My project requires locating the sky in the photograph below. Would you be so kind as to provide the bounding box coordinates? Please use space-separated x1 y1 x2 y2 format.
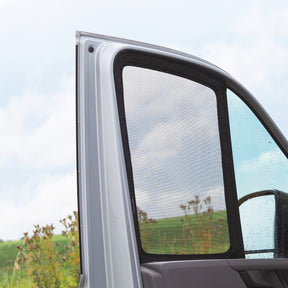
124 67 226 220
0 0 288 241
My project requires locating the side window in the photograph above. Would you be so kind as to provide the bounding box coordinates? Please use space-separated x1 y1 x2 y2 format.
227 89 288 259
122 66 230 255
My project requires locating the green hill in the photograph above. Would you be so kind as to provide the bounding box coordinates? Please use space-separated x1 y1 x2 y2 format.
0 235 69 270
0 235 71 287
0 209 229 287
139 210 230 254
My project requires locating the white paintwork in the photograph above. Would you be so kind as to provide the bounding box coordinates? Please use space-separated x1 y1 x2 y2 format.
77 37 143 287
76 33 232 288
76 32 288 288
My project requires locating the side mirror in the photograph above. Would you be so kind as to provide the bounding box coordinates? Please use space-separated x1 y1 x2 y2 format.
239 190 288 258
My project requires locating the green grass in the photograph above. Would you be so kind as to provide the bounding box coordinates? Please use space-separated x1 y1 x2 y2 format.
0 238 28 288
140 210 230 254
0 210 230 287
0 235 69 269
0 239 23 269
0 235 72 288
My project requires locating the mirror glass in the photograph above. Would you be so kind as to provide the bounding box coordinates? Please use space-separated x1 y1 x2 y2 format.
239 195 275 258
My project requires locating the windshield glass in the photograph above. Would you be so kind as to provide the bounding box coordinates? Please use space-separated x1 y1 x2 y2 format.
227 89 288 258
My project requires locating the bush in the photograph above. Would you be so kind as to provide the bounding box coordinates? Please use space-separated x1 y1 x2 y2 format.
15 212 80 288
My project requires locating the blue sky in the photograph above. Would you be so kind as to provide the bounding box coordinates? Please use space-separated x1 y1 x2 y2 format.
0 0 288 240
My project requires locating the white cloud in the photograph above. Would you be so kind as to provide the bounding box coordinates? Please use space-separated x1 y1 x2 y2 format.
0 0 287 246
236 149 288 198
0 75 77 241
203 39 288 89
0 0 157 32
0 169 77 241
132 115 219 172
203 186 226 210
0 76 75 167
124 67 226 221
124 66 220 172
135 189 151 209
201 8 288 138
135 185 226 220
133 121 187 170
239 149 286 172
235 7 288 39
135 189 194 219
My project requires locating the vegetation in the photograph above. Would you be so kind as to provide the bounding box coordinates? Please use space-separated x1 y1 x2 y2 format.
0 212 80 288
138 195 230 254
0 195 229 287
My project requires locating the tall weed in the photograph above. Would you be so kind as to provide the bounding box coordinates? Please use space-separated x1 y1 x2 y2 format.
14 212 80 288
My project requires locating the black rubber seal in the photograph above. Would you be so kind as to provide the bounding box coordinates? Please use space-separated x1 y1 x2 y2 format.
75 44 83 274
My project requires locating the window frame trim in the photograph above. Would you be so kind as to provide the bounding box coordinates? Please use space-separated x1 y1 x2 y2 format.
113 49 244 263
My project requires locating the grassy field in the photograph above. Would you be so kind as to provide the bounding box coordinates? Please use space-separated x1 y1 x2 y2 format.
0 235 74 288
0 208 229 287
140 210 230 254
0 235 69 268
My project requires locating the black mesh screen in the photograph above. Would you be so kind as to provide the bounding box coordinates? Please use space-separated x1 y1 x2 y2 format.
123 66 229 255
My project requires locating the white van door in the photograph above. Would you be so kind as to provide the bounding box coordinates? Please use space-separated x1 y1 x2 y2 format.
76 32 288 288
